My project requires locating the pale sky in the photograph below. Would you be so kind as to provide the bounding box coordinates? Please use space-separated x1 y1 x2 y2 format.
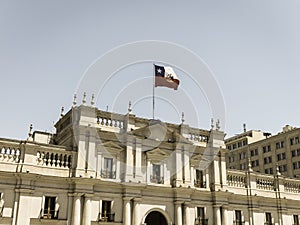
1 1 300 140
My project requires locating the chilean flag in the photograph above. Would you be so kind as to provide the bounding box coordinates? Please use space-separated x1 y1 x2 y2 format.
154 64 180 90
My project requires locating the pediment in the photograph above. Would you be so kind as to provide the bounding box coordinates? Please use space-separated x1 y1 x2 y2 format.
146 147 170 161
98 141 124 154
132 120 192 144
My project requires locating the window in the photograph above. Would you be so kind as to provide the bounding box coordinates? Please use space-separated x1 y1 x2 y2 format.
251 160 259 167
263 146 266 153
195 170 205 188
250 149 258 157
43 196 57 219
102 158 115 179
264 156 272 164
195 207 207 225
281 141 285 148
276 142 280 149
279 165 287 172
293 215 299 225
267 145 271 151
292 150 297 157
277 153 286 161
243 139 248 146
296 137 300 144
233 143 237 149
291 138 295 146
234 210 243 225
227 145 232 150
151 164 163 184
238 142 242 148
265 212 272 225
229 156 235 163
101 201 114 222
240 152 247 160
265 168 273 174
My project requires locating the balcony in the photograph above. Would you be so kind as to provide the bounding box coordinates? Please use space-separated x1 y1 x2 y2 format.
233 220 245 225
98 212 115 222
150 175 164 184
195 218 208 225
101 170 116 179
41 209 58 219
194 179 206 188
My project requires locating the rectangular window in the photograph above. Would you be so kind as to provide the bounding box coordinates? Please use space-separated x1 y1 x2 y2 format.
238 142 242 148
101 201 114 222
263 146 266 153
291 138 295 146
293 215 299 225
235 210 242 224
281 141 285 148
233 143 237 149
255 149 258 155
294 162 298 170
151 164 163 184
265 212 272 225
195 170 205 188
102 158 114 179
276 142 280 149
43 196 57 219
196 207 207 225
250 150 254 157
243 139 248 146
296 137 299 144
292 150 297 157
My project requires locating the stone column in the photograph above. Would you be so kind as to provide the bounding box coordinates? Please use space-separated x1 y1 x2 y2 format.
82 196 92 225
184 203 190 225
175 202 183 225
123 197 131 225
133 198 141 225
146 160 151 183
72 195 81 225
213 206 221 225
221 207 228 225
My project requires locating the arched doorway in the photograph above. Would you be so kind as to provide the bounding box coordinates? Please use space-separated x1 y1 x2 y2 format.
145 211 167 225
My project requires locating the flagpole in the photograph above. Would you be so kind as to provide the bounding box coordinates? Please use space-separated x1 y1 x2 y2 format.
152 63 155 119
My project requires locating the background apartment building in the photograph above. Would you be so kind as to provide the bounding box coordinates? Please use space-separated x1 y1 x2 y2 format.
226 125 300 178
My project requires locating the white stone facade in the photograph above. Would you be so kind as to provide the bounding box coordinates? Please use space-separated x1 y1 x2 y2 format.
0 104 300 225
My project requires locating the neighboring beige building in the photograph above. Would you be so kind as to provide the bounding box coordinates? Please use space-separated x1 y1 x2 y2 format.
226 125 300 178
0 100 300 225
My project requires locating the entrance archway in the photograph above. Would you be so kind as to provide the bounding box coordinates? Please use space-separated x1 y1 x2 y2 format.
145 211 167 225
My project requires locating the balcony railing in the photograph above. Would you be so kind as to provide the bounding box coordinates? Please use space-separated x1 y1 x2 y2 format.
195 218 208 225
194 179 206 188
233 220 245 225
98 212 115 222
101 170 116 179
41 209 58 219
150 175 164 184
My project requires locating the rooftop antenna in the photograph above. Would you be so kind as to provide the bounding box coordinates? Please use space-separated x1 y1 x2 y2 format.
106 105 108 112
243 123 247 132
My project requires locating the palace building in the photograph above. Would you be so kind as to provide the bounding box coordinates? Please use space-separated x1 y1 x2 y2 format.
0 98 300 225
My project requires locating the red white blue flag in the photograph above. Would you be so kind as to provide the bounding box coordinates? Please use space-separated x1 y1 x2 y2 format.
154 64 180 90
